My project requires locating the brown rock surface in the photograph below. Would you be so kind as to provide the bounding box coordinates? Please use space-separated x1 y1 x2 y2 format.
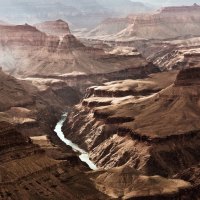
63 68 200 177
132 36 200 71
0 23 158 79
35 19 71 37
0 68 80 137
87 4 200 40
0 121 109 200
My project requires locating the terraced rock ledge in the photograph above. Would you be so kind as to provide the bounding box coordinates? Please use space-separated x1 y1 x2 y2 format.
64 68 200 178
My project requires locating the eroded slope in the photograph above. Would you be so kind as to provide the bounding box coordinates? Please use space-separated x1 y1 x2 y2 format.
64 68 200 177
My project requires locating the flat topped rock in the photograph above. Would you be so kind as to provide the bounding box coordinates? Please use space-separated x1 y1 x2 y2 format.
35 19 71 37
160 4 200 12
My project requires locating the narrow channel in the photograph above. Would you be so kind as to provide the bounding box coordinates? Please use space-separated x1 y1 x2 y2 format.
54 113 97 170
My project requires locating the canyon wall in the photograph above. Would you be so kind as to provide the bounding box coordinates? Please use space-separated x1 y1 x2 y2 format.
87 4 200 40
0 21 158 81
64 68 200 178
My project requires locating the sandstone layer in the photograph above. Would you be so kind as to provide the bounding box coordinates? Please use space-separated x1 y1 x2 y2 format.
0 68 193 200
35 19 71 37
0 68 80 138
87 4 200 41
0 22 158 81
0 121 110 200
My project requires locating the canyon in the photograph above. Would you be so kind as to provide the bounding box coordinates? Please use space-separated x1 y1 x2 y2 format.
86 4 200 41
0 67 194 199
0 20 159 96
0 0 151 28
64 67 200 199
0 2 200 200
0 20 157 79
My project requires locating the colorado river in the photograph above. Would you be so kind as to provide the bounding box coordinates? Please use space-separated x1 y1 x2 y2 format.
54 113 97 170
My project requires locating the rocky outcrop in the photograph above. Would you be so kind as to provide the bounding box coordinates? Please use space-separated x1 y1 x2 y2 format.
88 165 191 199
0 121 110 200
174 67 200 86
63 68 200 178
0 69 80 138
0 24 46 46
0 68 35 111
0 22 158 79
35 19 71 37
106 35 200 71
174 164 200 199
85 71 177 98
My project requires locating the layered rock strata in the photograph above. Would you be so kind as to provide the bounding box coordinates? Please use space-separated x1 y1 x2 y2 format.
87 4 200 40
0 21 157 79
0 121 109 200
64 68 200 178
0 68 80 138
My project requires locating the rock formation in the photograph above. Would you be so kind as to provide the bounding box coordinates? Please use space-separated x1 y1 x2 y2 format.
0 22 158 87
35 19 71 37
88 35 200 71
135 36 200 71
88 165 191 199
0 68 80 139
0 0 151 28
87 4 200 40
63 68 200 178
0 120 110 200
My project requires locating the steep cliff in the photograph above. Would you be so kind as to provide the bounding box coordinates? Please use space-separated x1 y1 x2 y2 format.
63 68 200 178
0 121 109 200
0 68 80 138
35 19 71 37
0 22 158 79
135 37 200 71
87 4 200 40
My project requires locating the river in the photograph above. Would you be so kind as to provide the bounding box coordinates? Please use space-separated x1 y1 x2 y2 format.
54 113 97 170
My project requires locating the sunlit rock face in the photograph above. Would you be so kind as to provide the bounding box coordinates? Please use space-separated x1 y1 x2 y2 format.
64 68 200 178
87 4 200 40
128 36 200 71
0 21 158 80
0 67 81 139
35 19 71 37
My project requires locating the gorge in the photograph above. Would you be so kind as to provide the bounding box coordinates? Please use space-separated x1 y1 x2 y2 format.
54 113 97 170
0 2 200 200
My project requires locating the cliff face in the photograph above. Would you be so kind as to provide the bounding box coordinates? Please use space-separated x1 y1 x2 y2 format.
97 35 200 71
35 19 71 37
88 165 191 199
0 68 35 111
0 24 46 46
87 4 200 40
0 22 158 79
0 121 192 200
0 68 80 138
0 121 110 200
134 36 200 71
63 68 200 178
